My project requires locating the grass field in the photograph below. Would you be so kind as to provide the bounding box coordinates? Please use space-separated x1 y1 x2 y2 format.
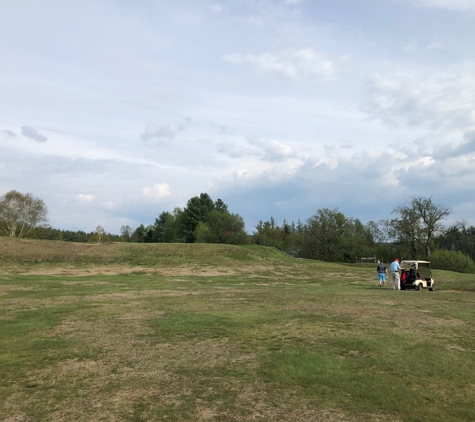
1 238 475 421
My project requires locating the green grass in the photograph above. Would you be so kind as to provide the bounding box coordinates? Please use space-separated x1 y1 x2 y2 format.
1 239 475 421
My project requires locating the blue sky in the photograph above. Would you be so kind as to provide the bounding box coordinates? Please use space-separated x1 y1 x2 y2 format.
1 0 475 234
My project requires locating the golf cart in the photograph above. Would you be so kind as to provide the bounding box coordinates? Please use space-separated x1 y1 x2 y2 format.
400 260 435 291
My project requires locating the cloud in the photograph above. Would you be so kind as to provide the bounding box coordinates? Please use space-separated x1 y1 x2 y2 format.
224 48 350 81
2 130 16 137
213 134 475 230
142 183 171 200
140 122 177 141
432 130 475 159
21 126 48 143
282 0 304 4
217 140 250 158
246 135 296 161
363 70 475 130
76 194 94 202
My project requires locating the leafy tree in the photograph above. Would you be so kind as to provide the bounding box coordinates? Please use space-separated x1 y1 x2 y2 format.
0 190 48 238
382 205 421 259
253 217 284 249
214 198 228 213
133 224 146 243
61 230 89 242
133 224 156 243
281 220 304 257
201 210 248 244
182 193 215 242
194 221 213 243
154 212 174 242
303 208 352 261
435 222 475 260
344 219 376 262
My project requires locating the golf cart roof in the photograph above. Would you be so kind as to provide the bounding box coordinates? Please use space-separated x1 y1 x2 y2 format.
401 260 430 265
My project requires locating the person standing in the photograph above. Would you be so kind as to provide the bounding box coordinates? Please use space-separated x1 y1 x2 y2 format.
390 258 402 290
376 261 388 287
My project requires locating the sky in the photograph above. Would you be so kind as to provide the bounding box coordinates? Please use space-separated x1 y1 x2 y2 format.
1 0 475 234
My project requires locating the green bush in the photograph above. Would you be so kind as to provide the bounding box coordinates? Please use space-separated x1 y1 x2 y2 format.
431 249 475 274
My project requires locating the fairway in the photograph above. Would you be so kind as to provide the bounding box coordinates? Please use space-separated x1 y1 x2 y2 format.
1 239 475 421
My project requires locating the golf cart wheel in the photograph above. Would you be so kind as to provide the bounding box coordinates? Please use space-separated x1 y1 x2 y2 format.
429 285 435 291
417 283 423 291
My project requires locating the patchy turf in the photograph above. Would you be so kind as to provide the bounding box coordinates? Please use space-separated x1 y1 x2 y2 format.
1 238 475 421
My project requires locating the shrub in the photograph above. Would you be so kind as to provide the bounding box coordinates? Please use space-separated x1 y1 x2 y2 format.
431 249 475 274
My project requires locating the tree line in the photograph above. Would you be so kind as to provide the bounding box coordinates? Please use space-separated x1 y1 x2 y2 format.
1 190 475 272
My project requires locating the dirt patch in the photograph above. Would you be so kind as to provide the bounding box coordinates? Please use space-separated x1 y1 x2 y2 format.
19 266 152 276
0 285 38 295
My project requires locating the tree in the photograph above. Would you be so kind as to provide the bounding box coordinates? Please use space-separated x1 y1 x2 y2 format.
385 196 450 259
133 224 155 243
120 225 134 242
412 196 450 258
253 218 284 249
382 205 422 259
303 208 352 261
94 225 106 243
0 190 48 238
214 198 228 213
202 209 248 244
154 212 174 242
182 193 216 242
436 222 475 260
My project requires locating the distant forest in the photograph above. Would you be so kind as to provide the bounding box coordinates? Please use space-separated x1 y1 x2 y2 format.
2 191 475 273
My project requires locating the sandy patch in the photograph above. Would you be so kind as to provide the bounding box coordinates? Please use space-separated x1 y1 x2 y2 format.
0 285 37 295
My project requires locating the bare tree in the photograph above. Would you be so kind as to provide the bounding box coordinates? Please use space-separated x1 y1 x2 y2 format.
94 225 106 243
120 225 134 242
385 196 450 259
412 196 450 258
0 190 48 238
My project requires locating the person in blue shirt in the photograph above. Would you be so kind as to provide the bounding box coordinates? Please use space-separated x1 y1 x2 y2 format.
389 258 403 290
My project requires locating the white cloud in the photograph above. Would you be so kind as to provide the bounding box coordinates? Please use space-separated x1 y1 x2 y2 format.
224 48 350 81
142 183 171 200
76 194 94 202
140 122 177 141
246 135 296 161
282 0 304 4
21 126 48 143
363 69 475 130
217 140 251 158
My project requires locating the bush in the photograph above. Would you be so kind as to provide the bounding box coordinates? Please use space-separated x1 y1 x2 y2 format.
431 249 475 274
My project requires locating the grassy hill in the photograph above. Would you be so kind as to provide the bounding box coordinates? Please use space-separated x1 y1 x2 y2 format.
0 237 294 269
1 237 475 421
